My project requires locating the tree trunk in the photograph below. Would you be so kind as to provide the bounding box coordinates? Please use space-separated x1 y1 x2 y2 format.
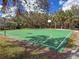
55 22 56 29
2 0 8 13
13 0 17 6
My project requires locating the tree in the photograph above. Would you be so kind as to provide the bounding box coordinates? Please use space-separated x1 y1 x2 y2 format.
36 0 49 13
2 0 7 13
71 5 79 16
64 10 73 29
0 0 49 29
50 9 74 29
69 5 79 29
52 10 67 29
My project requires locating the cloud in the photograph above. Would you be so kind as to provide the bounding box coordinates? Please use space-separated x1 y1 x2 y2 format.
62 0 79 11
0 5 2 8
0 6 17 18
0 5 2 11
19 0 37 11
59 0 65 5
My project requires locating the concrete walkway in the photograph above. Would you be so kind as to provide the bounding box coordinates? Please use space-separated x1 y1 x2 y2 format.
67 30 79 59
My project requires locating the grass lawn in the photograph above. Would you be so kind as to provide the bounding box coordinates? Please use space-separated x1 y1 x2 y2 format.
0 29 72 51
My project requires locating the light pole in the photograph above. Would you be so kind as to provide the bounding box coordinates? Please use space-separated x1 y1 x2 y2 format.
3 18 6 36
2 14 7 36
0 4 6 36
48 19 51 28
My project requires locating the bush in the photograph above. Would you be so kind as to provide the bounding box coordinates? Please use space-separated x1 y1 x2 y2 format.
0 40 25 59
6 22 17 29
67 36 76 48
0 39 51 59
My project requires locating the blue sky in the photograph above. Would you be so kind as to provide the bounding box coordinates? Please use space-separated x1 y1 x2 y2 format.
49 0 61 13
48 0 67 13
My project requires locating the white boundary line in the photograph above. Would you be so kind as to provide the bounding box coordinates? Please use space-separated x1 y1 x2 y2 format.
42 36 53 43
56 31 72 49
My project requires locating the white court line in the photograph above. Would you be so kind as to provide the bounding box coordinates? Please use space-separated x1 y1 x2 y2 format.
56 31 72 49
42 36 53 43
41 30 72 49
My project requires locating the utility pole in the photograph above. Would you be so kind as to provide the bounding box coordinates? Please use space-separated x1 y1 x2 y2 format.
2 14 7 36
3 17 6 36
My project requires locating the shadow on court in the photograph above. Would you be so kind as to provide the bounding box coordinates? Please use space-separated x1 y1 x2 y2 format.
25 35 69 51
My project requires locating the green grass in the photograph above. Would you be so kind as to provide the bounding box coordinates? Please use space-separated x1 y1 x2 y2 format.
0 29 72 51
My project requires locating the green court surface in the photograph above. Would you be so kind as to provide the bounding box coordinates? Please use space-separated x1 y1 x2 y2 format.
0 29 72 51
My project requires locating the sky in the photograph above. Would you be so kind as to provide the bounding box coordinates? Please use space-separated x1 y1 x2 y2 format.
62 0 79 10
48 0 67 13
0 0 79 18
49 0 79 13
